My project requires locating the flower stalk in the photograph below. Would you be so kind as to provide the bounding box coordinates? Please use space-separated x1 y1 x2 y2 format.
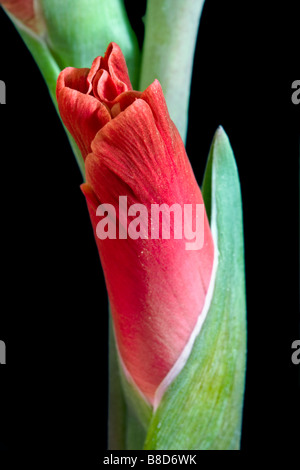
139 0 206 143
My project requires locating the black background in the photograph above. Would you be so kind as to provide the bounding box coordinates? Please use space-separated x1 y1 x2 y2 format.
0 0 299 460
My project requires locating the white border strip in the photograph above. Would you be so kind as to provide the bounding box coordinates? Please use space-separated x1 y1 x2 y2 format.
153 179 219 411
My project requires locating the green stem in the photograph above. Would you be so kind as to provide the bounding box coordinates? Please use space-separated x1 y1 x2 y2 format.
6 18 86 177
40 0 141 88
139 0 206 143
15 29 59 107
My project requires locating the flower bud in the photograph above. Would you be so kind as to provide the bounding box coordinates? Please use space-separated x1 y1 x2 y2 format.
56 43 215 405
0 0 46 36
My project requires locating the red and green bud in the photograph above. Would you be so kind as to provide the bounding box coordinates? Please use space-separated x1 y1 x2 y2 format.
56 43 215 405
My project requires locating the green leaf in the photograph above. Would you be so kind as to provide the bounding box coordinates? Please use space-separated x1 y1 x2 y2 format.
144 127 247 450
139 0 206 143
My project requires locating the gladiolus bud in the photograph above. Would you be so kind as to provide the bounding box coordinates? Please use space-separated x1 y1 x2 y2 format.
56 43 215 406
0 0 46 36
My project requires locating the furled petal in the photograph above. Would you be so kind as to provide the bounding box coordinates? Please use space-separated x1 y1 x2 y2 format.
102 42 132 94
56 67 111 160
85 42 132 98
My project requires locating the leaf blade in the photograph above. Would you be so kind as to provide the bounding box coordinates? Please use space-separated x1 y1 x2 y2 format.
144 127 247 450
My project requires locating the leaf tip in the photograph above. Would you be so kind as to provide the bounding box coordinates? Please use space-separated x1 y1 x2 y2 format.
214 124 228 142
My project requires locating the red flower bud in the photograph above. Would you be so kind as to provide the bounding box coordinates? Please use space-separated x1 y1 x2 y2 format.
0 0 45 35
56 43 214 405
